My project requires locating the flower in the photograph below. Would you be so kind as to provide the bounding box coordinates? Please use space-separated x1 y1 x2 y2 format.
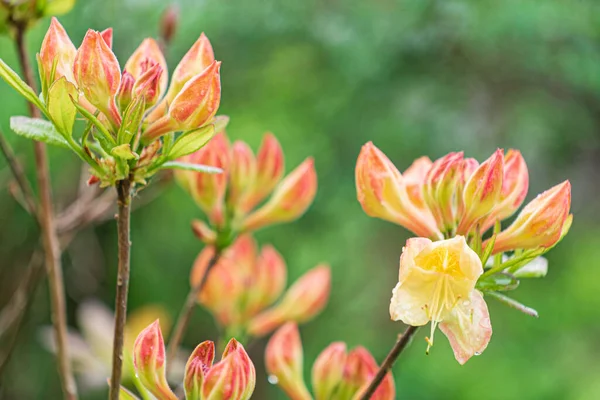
190 235 330 338
389 236 492 364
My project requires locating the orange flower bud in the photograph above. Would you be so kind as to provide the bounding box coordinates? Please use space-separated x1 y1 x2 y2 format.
490 181 571 254
191 219 217 244
39 18 77 87
241 158 316 232
124 38 168 96
176 132 229 226
73 29 122 126
202 339 256 400
265 323 312 400
482 149 529 231
245 244 287 317
403 156 432 209
184 341 215 400
247 265 330 337
132 62 164 107
311 342 347 400
341 348 395 400
240 133 285 211
423 152 464 231
117 71 135 112
228 141 257 207
100 28 113 48
142 61 221 142
356 142 441 239
457 149 504 234
133 321 177 400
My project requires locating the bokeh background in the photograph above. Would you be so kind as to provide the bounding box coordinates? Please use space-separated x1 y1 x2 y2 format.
0 0 599 399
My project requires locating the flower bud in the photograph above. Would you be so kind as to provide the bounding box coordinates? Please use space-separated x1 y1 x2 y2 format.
228 141 257 207
117 71 135 113
184 341 215 400
100 28 113 48
39 17 77 88
241 157 316 232
241 133 284 211
311 342 347 400
73 29 122 126
175 132 229 226
132 62 163 107
247 265 330 336
490 181 571 254
142 61 221 142
356 143 441 239
133 320 177 400
342 348 395 400
482 149 529 232
202 339 256 400
244 245 287 317
457 149 504 234
124 38 168 96
160 5 180 45
265 323 312 400
191 219 217 244
403 156 432 209
423 152 464 231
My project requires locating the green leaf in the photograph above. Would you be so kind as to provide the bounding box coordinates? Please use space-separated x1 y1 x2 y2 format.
48 77 78 138
480 233 496 267
43 0 76 16
10 116 70 148
168 124 215 160
118 96 145 145
486 292 539 318
160 161 222 174
71 99 116 151
0 59 46 113
476 272 519 292
111 144 139 160
118 385 140 400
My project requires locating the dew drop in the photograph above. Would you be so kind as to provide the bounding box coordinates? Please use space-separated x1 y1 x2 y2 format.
474 351 482 356
268 375 279 385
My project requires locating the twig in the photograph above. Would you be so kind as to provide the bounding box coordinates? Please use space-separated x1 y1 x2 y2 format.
109 178 132 400
14 23 78 400
166 249 222 366
0 128 38 219
359 325 418 400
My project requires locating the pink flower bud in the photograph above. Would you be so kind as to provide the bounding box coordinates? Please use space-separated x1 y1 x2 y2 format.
132 62 164 107
202 339 256 400
142 61 221 142
100 28 113 48
228 141 257 207
240 133 285 211
117 71 135 112
265 323 312 400
247 265 330 336
356 142 441 239
244 244 287 317
39 18 77 87
403 156 432 209
311 342 347 400
124 38 168 97
482 149 529 231
457 149 504 234
490 181 571 254
341 348 395 400
241 157 317 232
73 29 122 126
184 341 215 400
133 321 177 400
175 132 230 226
160 5 180 45
423 151 464 232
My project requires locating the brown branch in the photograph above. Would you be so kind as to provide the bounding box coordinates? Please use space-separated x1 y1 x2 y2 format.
166 249 222 366
358 325 418 400
109 178 132 400
14 24 78 400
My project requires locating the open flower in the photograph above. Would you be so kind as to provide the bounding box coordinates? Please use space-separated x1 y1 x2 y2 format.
190 235 331 338
389 236 492 364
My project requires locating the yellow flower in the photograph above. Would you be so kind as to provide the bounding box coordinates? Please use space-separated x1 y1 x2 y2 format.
389 236 492 364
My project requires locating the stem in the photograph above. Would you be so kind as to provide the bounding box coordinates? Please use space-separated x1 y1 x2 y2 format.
109 178 132 400
14 24 78 400
359 325 419 400
166 249 222 366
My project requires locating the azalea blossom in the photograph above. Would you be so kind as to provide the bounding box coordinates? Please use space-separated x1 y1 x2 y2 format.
389 236 492 364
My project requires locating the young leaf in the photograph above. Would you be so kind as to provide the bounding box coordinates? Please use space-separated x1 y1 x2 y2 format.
10 116 70 148
118 96 145 145
0 59 46 112
111 144 139 160
486 291 539 318
476 272 519 292
168 124 215 160
212 115 230 133
48 77 78 137
43 0 77 16
160 161 222 174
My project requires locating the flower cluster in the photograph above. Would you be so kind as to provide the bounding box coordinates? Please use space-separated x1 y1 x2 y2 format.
0 17 224 186
121 321 255 400
176 132 317 247
190 235 331 340
266 323 395 400
357 144 572 363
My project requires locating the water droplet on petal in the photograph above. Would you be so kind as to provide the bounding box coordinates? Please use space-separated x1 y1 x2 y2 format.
474 351 482 356
268 375 279 384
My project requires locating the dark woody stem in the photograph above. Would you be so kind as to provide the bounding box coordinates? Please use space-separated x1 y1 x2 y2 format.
358 325 419 400
109 178 132 400
166 249 223 367
14 24 78 400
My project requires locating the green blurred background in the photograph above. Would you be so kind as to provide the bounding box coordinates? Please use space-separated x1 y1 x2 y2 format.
0 0 598 398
